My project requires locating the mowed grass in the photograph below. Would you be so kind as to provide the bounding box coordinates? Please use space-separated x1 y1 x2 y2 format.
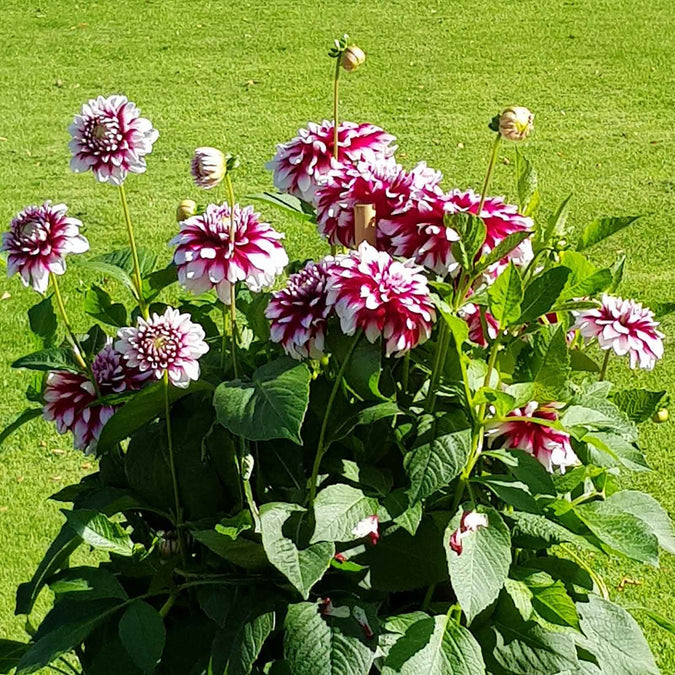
1 0 674 669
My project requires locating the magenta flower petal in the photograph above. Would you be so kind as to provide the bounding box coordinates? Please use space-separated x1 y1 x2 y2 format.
458 302 499 347
448 511 489 555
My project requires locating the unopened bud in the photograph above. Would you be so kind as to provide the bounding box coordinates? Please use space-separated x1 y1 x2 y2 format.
498 106 534 142
341 45 366 72
176 199 197 222
191 146 226 189
652 408 669 423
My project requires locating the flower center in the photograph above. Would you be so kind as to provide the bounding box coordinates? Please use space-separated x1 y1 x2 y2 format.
85 115 121 152
18 219 46 241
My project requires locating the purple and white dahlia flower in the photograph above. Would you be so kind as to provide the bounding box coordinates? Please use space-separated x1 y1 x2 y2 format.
265 259 335 360
325 242 435 357
69 95 159 185
266 120 396 204
191 147 226 190
171 203 288 304
573 295 664 370
116 308 209 388
2 202 89 294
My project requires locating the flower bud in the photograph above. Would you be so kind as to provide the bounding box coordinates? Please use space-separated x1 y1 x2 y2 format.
498 106 534 141
341 45 366 72
191 147 226 189
176 199 197 222
652 408 669 423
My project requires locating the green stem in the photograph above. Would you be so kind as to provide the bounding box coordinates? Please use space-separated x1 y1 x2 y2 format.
118 184 148 319
477 133 502 215
239 437 260 529
308 331 362 506
425 322 449 412
421 583 436 611
599 349 611 381
560 544 609 600
332 58 341 161
401 352 410 393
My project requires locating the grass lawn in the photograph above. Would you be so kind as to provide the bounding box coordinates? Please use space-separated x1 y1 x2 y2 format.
1 0 674 669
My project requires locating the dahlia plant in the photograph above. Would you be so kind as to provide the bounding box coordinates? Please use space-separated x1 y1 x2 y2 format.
1 38 674 675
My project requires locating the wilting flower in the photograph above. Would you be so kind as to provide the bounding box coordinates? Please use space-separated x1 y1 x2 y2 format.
2 202 89 294
265 259 335 360
458 302 499 347
171 203 288 304
573 295 664 371
341 44 366 71
176 199 197 222
351 515 380 545
69 95 158 185
326 243 435 357
449 511 489 555
116 307 209 388
191 147 226 189
490 401 578 473
498 106 534 142
266 121 396 204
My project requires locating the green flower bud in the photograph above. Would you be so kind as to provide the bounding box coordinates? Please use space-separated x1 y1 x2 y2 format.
176 199 197 222
652 408 669 423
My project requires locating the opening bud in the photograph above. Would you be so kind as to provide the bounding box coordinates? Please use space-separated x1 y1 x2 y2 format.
191 147 226 189
498 106 534 141
341 45 366 72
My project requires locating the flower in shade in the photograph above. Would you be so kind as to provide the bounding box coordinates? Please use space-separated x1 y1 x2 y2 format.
458 302 499 347
498 106 534 142
325 242 435 357
171 203 288 304
490 401 578 473
449 511 489 555
116 307 209 388
351 515 380 545
69 95 159 185
265 258 335 360
319 598 350 618
573 295 664 371
191 147 226 189
2 202 89 293
266 120 396 204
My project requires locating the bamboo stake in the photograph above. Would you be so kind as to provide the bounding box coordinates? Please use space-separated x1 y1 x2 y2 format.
353 203 376 247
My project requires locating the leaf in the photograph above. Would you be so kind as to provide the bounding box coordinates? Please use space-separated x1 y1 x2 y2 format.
382 614 485 674
536 193 572 250
475 231 532 274
506 511 597 551
515 148 540 216
118 600 166 673
447 211 486 273
576 216 640 251
191 529 268 570
610 253 627 292
49 566 128 602
472 475 540 513
532 325 570 401
215 511 254 540
142 264 178 302
248 192 315 222
612 389 666 423
96 247 157 278
284 602 376 675
28 295 57 345
631 607 675 636
328 402 401 444
0 640 29 674
83 284 128 327
577 596 658 675
558 251 613 300
382 489 423 536
312 484 380 544
63 509 134 557
214 357 311 444
517 267 571 324
445 507 511 623
260 503 334 599
483 448 556 497
327 332 385 401
11 347 79 373
0 408 43 450
511 569 579 629
569 349 601 373
488 262 523 328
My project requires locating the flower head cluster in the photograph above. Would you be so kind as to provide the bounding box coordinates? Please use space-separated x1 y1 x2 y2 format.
2 202 89 294
490 401 578 473
171 203 288 304
449 511 489 555
325 242 435 357
265 259 335 360
191 147 226 190
116 308 209 388
266 121 396 204
69 95 158 185
574 295 664 371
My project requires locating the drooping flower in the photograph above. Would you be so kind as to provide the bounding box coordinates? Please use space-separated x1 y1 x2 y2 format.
449 511 489 555
351 515 380 545
191 147 226 189
498 106 534 142
573 295 664 371
325 242 435 357
265 258 335 360
116 308 209 388
490 401 578 473
69 95 159 185
171 203 288 304
341 44 366 72
266 121 396 204
458 302 499 347
2 202 89 293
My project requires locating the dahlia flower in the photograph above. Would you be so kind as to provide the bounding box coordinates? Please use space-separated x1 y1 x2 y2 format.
265 259 335 360
171 203 288 304
458 302 499 347
266 121 396 204
2 202 89 294
116 307 209 388
69 95 158 186
351 515 380 545
490 401 578 473
449 511 489 555
573 295 664 371
325 242 435 357
498 106 534 142
191 147 226 189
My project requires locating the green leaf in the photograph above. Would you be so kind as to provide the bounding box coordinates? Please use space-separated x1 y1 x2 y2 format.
49 566 128 602
284 601 376 675
577 596 658 675
576 216 640 251
532 325 570 401
483 447 556 497
475 231 531 274
558 251 613 300
488 262 523 328
191 529 268 570
612 389 666 423
515 148 540 216
248 192 315 222
63 509 134 557
382 614 485 674
83 284 128 327
382 489 423 536
569 349 601 373
630 607 675 636
28 295 57 345
312 484 380 544
214 357 311 444
536 193 572 250
445 507 511 623
0 640 29 674
511 569 579 629
215 511 254 540
447 211 486 272
142 264 178 302
610 253 627 292
506 511 597 551
260 503 334 599
96 247 157 278
0 408 43 450
11 347 79 373
472 475 540 513
327 332 385 401
328 402 401 444
517 267 570 324
118 600 165 673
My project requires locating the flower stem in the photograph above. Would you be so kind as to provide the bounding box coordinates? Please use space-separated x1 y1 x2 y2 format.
425 322 449 412
477 133 502 215
308 330 362 507
332 58 341 161
599 349 611 381
118 185 148 319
